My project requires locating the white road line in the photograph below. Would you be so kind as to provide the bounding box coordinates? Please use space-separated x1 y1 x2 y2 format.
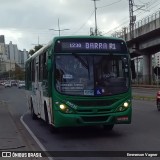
20 115 54 160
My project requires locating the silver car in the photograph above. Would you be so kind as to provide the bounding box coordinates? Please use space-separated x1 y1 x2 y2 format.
18 81 25 88
4 81 12 88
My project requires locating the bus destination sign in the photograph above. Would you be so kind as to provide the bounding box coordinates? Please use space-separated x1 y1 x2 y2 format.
54 39 127 53
61 42 121 51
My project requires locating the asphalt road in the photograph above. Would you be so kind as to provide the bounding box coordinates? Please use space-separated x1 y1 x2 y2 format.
0 86 48 160
1 86 160 160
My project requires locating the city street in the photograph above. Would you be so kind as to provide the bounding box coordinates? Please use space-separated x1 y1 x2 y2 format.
0 86 48 160
1 1 160 159
0 86 160 160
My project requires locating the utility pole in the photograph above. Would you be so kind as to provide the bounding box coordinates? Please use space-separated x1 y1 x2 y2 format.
129 0 136 40
49 18 70 36
92 0 99 36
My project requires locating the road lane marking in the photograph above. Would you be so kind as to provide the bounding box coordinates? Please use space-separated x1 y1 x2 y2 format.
20 115 54 160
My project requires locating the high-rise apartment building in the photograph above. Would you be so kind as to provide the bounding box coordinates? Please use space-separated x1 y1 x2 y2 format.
0 35 7 61
0 35 28 77
6 41 19 64
18 49 29 70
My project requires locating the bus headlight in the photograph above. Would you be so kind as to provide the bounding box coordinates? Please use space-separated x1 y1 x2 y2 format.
59 103 74 113
116 101 130 112
123 102 129 108
59 104 66 110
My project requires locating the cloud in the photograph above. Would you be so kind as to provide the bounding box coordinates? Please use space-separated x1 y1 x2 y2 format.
0 0 151 50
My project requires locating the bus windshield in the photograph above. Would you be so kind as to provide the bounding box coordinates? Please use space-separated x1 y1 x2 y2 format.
55 54 129 96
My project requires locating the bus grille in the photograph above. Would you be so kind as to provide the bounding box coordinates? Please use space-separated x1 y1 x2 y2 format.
81 116 108 122
72 99 117 107
77 108 113 114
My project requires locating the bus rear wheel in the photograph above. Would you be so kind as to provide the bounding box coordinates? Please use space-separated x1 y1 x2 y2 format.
31 100 37 120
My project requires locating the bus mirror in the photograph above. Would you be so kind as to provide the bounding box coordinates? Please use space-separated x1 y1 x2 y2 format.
47 59 52 71
131 60 136 79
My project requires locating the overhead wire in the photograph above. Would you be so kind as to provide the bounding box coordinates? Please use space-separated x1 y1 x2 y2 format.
71 10 95 35
135 0 160 21
72 0 125 35
97 0 123 9
104 0 160 36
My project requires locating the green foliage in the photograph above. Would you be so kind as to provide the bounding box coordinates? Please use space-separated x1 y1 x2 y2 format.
28 49 35 56
0 63 25 80
35 45 43 51
14 64 25 80
29 44 43 56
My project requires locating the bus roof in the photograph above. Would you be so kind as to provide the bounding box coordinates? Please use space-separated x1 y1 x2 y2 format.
53 35 124 41
26 35 126 64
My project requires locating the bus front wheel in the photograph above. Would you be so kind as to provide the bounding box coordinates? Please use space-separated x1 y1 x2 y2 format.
103 124 114 131
49 124 59 133
44 104 49 124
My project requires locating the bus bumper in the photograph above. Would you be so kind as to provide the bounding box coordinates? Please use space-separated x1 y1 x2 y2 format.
54 107 132 127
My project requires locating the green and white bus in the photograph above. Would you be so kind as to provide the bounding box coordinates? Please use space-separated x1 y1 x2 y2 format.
25 36 132 131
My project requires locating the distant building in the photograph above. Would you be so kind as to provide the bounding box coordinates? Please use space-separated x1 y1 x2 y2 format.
0 35 28 76
18 49 29 70
0 35 7 73
0 35 7 61
6 41 19 64
0 35 5 43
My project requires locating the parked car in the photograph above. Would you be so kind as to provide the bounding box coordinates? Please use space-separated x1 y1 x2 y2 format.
156 91 160 111
0 81 4 85
11 80 17 86
4 81 12 88
18 81 25 88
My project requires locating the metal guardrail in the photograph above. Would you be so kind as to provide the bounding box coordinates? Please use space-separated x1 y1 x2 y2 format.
112 10 160 41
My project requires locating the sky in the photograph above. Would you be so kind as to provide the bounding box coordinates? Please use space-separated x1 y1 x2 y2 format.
0 0 160 51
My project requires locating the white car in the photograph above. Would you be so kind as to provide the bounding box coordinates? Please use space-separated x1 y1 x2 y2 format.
4 81 12 88
18 81 25 88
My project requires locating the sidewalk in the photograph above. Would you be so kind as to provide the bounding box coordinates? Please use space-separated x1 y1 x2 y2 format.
132 84 160 88
0 101 48 159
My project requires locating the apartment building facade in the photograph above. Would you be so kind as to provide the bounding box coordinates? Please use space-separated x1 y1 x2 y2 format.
0 35 28 75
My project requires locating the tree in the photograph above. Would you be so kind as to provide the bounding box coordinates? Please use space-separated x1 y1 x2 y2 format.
29 44 43 56
14 63 25 80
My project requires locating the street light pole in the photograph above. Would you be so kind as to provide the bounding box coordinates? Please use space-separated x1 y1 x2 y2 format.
49 18 70 36
92 0 99 36
58 18 60 36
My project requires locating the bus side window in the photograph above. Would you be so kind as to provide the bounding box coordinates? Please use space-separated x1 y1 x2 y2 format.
31 60 35 82
39 55 43 82
42 52 49 96
26 62 32 90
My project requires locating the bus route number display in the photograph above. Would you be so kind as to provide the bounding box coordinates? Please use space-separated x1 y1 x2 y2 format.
61 42 121 52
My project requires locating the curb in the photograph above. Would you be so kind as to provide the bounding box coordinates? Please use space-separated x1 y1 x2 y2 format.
133 96 155 101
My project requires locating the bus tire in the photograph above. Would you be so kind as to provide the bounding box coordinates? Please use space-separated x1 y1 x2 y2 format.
31 99 37 120
157 101 160 111
103 124 114 131
44 103 49 124
49 124 59 134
